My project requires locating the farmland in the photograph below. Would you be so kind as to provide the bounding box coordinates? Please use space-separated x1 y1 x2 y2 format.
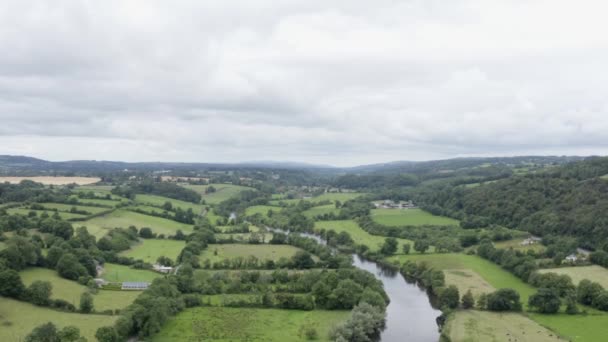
245 205 280 217
181 183 255 204
119 239 185 263
370 208 459 227
302 204 339 218
444 310 566 342
38 202 110 214
0 176 101 185
134 194 202 212
0 297 117 342
101 263 162 282
494 238 546 253
152 307 349 342
6 208 87 220
82 210 194 238
20 268 87 305
200 244 308 263
538 265 608 288
530 313 608 341
314 220 415 252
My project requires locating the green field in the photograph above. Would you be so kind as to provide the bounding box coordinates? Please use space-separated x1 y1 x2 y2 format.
444 269 495 299
370 208 459 227
302 204 340 218
181 183 255 204
7 208 87 220
101 263 162 282
314 220 415 252
200 244 309 264
245 205 280 217
0 297 117 342
495 238 546 253
81 210 194 238
444 310 566 342
39 202 110 214
530 313 608 341
309 192 363 203
93 290 142 312
20 268 87 305
204 209 223 224
388 253 536 303
538 265 608 288
75 198 122 207
134 194 202 212
120 239 185 264
268 198 303 206
152 307 349 342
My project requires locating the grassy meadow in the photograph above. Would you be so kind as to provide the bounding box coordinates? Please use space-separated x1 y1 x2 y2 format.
530 313 608 341
444 310 566 342
119 239 185 264
6 208 87 220
538 265 608 288
245 205 280 217
20 268 87 305
134 194 201 212
314 220 415 252
370 208 459 226
101 263 162 282
81 210 194 238
302 204 340 218
494 238 546 253
181 184 255 204
151 307 349 342
0 297 117 342
200 244 308 263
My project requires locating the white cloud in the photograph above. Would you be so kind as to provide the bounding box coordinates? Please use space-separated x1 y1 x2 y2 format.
0 0 608 166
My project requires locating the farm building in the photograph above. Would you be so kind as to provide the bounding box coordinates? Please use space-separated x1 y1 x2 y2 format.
153 264 174 273
122 282 150 290
521 236 542 246
374 200 417 209
564 254 579 263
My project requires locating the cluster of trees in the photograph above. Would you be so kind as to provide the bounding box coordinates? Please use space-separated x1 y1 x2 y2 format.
330 302 386 342
199 251 316 270
97 227 139 252
111 180 201 203
477 288 522 311
129 205 196 224
24 322 87 342
477 242 538 283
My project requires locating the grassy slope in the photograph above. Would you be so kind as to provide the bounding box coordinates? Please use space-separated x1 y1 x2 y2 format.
445 310 566 342
81 210 194 238
314 220 415 252
538 265 608 288
370 208 459 226
134 194 201 212
152 307 349 342
0 297 117 342
245 205 280 217
119 239 185 264
200 244 308 263
302 204 339 218
7 208 87 220
20 268 87 305
530 313 608 341
181 184 255 204
38 202 109 214
101 263 162 282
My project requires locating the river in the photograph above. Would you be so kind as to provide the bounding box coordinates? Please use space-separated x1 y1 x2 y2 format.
267 228 442 341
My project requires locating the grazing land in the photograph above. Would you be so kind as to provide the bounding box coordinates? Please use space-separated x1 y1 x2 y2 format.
530 312 608 341
75 198 122 207
444 269 495 299
93 290 142 312
6 208 87 220
38 202 110 214
82 210 194 238
310 192 364 203
494 238 547 253
200 244 309 263
538 265 608 288
314 220 415 252
444 310 566 342
370 208 459 226
204 209 223 224
20 268 87 304
302 204 340 218
151 307 349 342
134 194 201 212
0 297 116 342
181 184 255 204
101 263 162 283
245 205 280 217
388 253 536 303
119 239 185 263
0 176 101 185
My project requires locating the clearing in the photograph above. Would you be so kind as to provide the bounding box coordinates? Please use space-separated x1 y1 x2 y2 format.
81 210 194 238
0 176 101 185
200 244 309 264
0 297 116 342
538 265 608 288
314 220 415 252
119 239 185 264
151 307 349 342
370 208 459 227
444 310 566 342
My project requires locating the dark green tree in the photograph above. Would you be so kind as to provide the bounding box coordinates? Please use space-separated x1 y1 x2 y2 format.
528 288 561 314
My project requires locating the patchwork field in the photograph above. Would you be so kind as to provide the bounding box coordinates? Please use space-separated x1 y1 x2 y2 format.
0 297 117 342
134 194 201 212
538 265 608 288
314 220 415 252
444 310 566 342
0 176 101 185
388 253 536 303
200 244 309 263
370 208 459 227
151 307 349 342
81 210 194 238
245 205 280 217
101 263 162 283
302 204 340 218
119 239 185 264
181 184 255 204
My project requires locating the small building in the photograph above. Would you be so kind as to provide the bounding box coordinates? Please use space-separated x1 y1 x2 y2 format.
122 282 150 290
94 278 107 287
521 236 542 246
564 254 578 263
153 264 174 274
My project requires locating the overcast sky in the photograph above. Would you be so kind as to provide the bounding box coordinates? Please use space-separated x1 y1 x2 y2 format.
1 1 608 166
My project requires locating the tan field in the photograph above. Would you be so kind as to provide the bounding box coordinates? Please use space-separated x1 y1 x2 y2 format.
0 176 101 185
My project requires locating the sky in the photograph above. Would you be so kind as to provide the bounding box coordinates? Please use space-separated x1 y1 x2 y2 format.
1 0 608 167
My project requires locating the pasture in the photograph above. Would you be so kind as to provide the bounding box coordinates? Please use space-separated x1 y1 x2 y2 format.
495 238 546 253
444 269 495 299
38 202 109 214
444 310 566 342
310 192 363 203
530 312 608 341
200 244 308 263
134 194 201 212
101 263 161 283
181 183 255 204
314 220 414 252
370 208 459 227
302 204 339 218
119 239 185 264
81 210 194 238
0 176 101 185
20 268 87 305
151 307 349 342
245 205 280 217
538 265 608 289
6 208 86 220
0 297 116 342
